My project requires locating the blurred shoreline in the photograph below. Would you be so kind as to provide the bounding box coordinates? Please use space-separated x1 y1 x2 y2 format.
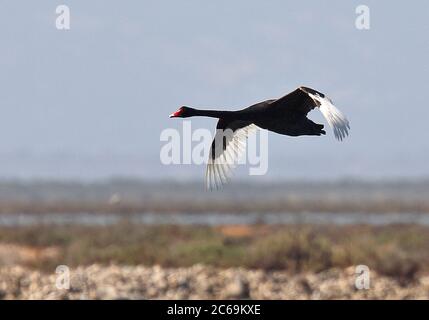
1 179 429 214
2 211 429 227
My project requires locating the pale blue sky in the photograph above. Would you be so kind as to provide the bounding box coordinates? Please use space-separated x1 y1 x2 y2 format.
0 1 428 181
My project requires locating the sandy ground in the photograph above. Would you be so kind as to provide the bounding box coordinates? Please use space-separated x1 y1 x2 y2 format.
1 264 428 300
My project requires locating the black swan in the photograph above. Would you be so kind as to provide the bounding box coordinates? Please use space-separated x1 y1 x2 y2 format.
170 86 350 190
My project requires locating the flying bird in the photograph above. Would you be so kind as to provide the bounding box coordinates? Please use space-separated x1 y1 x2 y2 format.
170 86 350 190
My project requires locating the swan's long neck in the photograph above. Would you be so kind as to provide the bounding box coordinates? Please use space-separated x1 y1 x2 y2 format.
191 109 236 119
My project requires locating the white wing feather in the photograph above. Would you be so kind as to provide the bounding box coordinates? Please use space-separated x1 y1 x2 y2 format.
205 124 259 190
307 92 350 141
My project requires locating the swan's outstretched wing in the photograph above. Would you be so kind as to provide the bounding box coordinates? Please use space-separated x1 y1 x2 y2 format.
205 120 259 190
269 86 350 141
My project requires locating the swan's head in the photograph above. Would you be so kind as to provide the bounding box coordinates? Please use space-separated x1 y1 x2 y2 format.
169 106 194 118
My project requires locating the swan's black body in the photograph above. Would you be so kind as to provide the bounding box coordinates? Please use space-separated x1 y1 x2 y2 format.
170 86 327 137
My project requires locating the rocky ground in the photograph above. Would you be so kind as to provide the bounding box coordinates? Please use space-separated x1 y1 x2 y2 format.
1 264 429 300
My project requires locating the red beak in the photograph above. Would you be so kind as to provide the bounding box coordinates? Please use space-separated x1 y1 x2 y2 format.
169 108 183 118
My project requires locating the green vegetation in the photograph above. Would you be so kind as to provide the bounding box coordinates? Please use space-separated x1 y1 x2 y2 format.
0 223 427 280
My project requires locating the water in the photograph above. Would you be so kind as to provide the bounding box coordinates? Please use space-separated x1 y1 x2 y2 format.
0 211 429 226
